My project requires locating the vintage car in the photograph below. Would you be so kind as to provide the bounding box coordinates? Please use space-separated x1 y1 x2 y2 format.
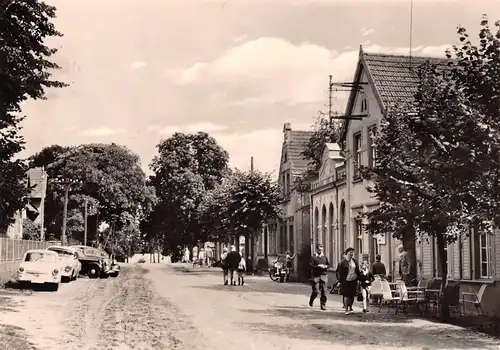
70 245 111 279
46 246 82 282
17 249 62 291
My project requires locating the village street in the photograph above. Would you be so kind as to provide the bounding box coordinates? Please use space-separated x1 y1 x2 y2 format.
0 263 498 350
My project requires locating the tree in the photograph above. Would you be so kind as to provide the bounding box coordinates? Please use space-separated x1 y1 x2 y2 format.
363 19 500 319
22 219 41 241
29 143 156 253
146 132 229 252
294 114 340 193
0 1 66 231
199 170 282 245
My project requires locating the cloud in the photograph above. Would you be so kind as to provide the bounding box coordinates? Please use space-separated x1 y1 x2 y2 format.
129 61 147 70
171 38 451 113
233 34 248 43
79 127 125 137
361 28 375 36
154 122 229 136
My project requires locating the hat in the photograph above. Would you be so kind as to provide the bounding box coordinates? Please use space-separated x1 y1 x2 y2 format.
316 244 324 249
223 247 228 251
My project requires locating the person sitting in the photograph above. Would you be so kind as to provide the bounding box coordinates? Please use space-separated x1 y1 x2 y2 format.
370 254 386 279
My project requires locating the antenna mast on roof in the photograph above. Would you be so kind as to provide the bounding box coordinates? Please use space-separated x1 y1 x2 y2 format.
328 75 333 120
409 0 414 70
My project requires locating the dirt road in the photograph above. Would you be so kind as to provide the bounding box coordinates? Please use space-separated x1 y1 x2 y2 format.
0 263 498 350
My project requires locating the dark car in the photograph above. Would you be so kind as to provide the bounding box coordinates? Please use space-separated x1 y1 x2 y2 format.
70 245 110 279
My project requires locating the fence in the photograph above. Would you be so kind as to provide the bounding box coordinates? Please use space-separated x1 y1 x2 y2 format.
0 237 50 283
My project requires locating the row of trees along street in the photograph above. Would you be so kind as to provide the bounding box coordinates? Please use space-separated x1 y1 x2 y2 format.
0 1 283 262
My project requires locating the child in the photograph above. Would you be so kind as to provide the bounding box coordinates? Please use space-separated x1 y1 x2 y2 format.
237 254 246 286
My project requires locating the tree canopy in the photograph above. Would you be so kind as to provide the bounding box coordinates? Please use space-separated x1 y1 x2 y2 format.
0 0 66 231
198 169 282 243
144 132 230 252
363 17 500 318
30 143 156 251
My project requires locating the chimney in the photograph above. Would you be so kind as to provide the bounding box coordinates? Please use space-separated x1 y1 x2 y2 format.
283 122 292 142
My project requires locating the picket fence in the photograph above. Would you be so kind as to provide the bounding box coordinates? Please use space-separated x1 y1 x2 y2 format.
0 237 51 282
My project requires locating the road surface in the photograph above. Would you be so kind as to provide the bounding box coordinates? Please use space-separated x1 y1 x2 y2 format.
0 263 498 350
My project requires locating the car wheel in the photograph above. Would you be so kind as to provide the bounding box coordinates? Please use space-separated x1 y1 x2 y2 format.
88 266 100 279
100 271 110 279
61 276 70 283
110 272 119 278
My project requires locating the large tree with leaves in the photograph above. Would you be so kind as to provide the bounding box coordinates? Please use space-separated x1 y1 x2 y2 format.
146 132 229 253
199 170 282 246
363 17 500 319
0 1 66 232
30 143 156 251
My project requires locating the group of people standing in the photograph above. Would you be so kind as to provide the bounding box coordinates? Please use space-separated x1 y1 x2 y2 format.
220 246 246 286
309 243 389 315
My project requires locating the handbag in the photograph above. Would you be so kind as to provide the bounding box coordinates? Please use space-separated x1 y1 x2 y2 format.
356 284 364 302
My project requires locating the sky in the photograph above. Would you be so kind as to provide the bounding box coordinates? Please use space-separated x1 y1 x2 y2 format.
19 0 500 176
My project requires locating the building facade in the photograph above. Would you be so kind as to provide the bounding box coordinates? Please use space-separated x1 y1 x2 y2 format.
4 167 48 240
315 46 500 316
256 123 313 280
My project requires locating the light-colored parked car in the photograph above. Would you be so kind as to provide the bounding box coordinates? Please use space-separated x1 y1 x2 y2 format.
46 246 82 282
17 249 62 291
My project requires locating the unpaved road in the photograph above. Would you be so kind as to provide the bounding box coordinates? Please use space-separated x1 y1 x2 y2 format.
0 263 498 350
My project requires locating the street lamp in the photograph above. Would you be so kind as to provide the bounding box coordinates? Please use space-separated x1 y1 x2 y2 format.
53 177 82 246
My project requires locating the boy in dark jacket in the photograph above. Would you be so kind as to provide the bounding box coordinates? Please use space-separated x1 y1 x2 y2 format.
309 244 329 310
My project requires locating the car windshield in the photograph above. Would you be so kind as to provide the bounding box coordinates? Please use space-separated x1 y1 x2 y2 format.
25 252 57 263
48 248 74 258
84 248 100 256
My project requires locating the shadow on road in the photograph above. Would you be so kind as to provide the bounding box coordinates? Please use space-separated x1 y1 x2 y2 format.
238 306 499 349
0 324 39 350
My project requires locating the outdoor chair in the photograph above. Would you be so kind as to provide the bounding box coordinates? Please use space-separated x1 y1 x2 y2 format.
461 284 487 316
395 280 419 315
378 279 399 313
370 275 383 305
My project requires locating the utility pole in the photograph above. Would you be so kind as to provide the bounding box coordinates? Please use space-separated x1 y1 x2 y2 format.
84 198 88 246
54 178 81 246
329 74 333 121
249 157 255 272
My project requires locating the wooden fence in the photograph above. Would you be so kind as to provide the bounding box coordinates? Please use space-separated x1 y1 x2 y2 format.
0 238 50 283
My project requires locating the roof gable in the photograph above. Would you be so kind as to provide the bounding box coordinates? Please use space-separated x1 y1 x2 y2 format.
279 129 314 176
340 46 452 141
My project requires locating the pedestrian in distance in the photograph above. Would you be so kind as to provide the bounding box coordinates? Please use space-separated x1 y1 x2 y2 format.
337 247 361 315
358 260 374 313
309 244 329 310
370 254 386 278
221 247 229 285
237 253 246 286
225 245 241 286
398 244 412 286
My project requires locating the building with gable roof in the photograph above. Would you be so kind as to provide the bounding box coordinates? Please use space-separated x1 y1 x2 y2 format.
311 46 500 316
5 167 47 239
257 123 313 280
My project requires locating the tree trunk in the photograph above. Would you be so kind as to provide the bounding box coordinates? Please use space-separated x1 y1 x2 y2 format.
402 229 417 282
436 234 450 320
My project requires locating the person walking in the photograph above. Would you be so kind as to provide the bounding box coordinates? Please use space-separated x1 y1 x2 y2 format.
309 244 329 310
359 261 374 313
226 245 241 286
370 254 386 278
237 253 246 286
221 247 229 285
337 247 360 315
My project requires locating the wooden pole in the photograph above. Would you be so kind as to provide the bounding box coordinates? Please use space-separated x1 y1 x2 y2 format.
61 183 70 246
84 198 88 246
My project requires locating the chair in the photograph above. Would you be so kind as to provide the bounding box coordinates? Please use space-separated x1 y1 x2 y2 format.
395 280 418 315
378 279 400 313
370 275 383 304
461 284 487 316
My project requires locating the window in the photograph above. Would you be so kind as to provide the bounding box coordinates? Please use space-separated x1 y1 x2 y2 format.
355 219 363 254
361 98 368 113
281 173 286 196
289 224 294 253
432 238 449 278
353 133 362 179
283 152 287 163
368 126 377 168
285 172 290 195
371 235 379 263
472 224 492 279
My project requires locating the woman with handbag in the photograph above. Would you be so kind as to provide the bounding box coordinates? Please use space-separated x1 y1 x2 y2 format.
358 261 375 313
337 247 360 315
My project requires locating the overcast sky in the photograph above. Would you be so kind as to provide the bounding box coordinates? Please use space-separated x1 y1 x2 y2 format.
19 0 500 175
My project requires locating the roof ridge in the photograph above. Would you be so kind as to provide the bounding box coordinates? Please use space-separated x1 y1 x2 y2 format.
363 51 450 61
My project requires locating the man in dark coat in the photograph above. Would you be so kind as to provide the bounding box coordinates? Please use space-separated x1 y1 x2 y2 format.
309 244 329 310
225 245 241 286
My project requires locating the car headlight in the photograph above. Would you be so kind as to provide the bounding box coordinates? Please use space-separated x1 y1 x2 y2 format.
18 267 24 273
64 266 72 272
52 269 59 276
